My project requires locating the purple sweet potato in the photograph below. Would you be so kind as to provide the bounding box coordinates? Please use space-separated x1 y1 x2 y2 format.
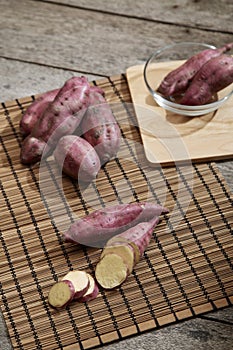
53 135 101 182
48 280 75 309
62 270 90 300
113 217 160 256
81 91 121 164
89 85 105 97
63 202 169 247
157 43 233 97
180 54 233 105
20 76 91 164
95 217 161 289
20 88 60 137
78 273 99 302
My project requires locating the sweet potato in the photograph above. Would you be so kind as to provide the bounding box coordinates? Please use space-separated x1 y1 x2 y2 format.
78 273 99 302
157 43 233 97
20 88 60 137
63 202 169 247
114 216 160 256
101 242 135 274
107 236 141 264
62 270 90 300
95 217 161 289
20 76 91 164
19 78 104 139
95 252 129 289
53 135 101 182
180 54 233 105
48 280 75 309
81 91 121 164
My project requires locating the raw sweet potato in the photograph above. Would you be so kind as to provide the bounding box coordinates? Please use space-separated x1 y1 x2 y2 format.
20 88 60 137
157 43 233 97
95 217 161 289
53 135 101 182
20 76 91 164
48 270 99 308
62 270 90 300
63 202 168 247
78 273 99 302
106 235 141 264
48 280 75 309
180 54 233 105
101 242 135 274
81 91 121 164
19 78 104 140
95 252 129 289
114 216 160 256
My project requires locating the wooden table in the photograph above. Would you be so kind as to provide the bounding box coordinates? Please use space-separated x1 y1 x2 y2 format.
0 1 233 349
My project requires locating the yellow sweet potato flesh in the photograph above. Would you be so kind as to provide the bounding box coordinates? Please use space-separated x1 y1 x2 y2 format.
62 270 90 299
95 253 128 289
101 243 135 275
106 236 141 265
48 281 74 308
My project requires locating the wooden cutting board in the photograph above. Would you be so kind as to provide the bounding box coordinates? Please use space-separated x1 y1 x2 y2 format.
126 62 233 166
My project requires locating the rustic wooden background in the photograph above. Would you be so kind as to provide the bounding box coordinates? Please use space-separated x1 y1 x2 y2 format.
1 1 233 349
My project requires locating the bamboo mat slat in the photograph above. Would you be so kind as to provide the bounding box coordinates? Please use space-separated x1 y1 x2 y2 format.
1 74 233 350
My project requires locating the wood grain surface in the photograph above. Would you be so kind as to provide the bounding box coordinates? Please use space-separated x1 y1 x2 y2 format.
1 1 233 349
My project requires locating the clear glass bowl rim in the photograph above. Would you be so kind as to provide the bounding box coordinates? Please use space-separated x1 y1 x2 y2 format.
143 41 233 111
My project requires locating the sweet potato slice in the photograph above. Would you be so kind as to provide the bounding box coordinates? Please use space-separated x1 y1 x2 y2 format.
48 280 75 309
127 241 141 265
95 253 129 289
78 273 99 302
106 236 141 265
101 243 135 275
62 270 90 300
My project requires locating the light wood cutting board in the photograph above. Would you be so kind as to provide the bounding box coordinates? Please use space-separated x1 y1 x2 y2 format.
126 62 233 166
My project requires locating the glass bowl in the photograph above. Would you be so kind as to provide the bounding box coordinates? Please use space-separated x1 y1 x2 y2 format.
143 42 233 116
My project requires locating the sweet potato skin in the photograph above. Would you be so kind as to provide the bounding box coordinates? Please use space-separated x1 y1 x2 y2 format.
180 54 233 105
81 91 121 164
53 135 101 182
157 43 233 97
94 217 162 289
20 88 60 137
115 217 160 256
20 76 91 164
78 274 99 302
63 202 169 247
48 280 75 309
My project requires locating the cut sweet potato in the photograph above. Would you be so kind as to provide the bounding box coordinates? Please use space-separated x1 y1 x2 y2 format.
78 273 99 302
115 217 160 256
48 280 75 309
127 241 141 265
101 243 135 275
95 253 129 289
62 270 90 300
106 236 141 265
106 236 129 245
64 202 168 247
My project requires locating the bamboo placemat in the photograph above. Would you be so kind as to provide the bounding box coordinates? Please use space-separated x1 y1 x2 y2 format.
0 74 233 350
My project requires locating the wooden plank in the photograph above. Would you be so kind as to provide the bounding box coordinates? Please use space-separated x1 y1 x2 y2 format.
0 58 99 101
1 0 232 77
39 0 233 33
